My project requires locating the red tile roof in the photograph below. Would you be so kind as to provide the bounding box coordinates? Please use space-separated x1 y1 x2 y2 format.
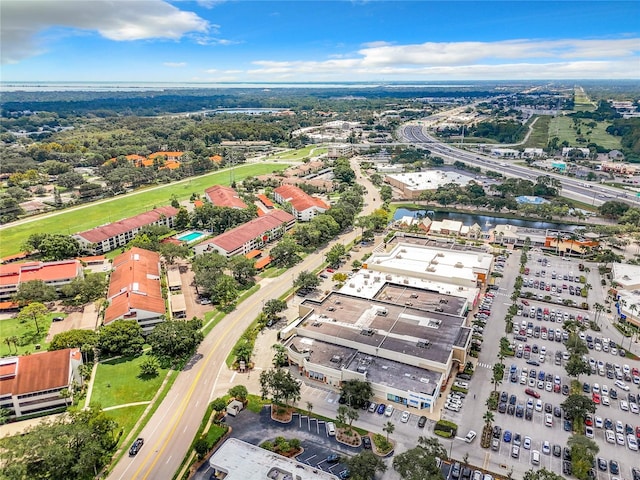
75 206 179 244
0 301 19 310
245 249 262 259
77 255 106 263
254 255 272 269
1 252 29 264
204 185 247 209
105 248 164 324
256 194 274 208
0 349 77 396
200 210 294 254
0 260 81 286
274 185 330 213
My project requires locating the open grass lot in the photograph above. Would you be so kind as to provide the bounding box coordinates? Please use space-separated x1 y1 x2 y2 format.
272 145 327 160
104 404 148 447
0 163 288 257
0 314 55 356
90 354 169 408
574 87 596 112
523 115 551 149
548 116 620 150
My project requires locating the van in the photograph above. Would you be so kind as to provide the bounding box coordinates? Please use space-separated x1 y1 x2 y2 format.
326 422 336 436
531 449 540 465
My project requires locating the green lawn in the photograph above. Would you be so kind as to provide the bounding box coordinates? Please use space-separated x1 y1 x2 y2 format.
574 87 596 112
547 116 620 150
104 404 148 447
523 115 551 149
90 354 169 408
272 145 327 160
0 314 55 356
1 163 288 257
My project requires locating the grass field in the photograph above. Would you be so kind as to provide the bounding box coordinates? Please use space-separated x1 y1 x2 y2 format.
0 163 288 257
90 354 169 408
0 314 55 356
574 87 596 112
104 404 148 447
548 116 620 150
272 145 327 160
522 115 551 149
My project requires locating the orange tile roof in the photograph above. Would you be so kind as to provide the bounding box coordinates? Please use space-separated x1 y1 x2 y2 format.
141 158 154 167
77 255 105 263
0 301 19 310
1 252 29 264
105 248 164 324
0 349 78 396
209 154 223 163
105 154 147 165
245 249 262 259
161 160 182 170
274 185 330 213
194 200 204 208
204 185 247 209
199 210 294 254
75 206 179 244
257 194 274 208
0 260 81 286
254 255 272 269
256 209 265 217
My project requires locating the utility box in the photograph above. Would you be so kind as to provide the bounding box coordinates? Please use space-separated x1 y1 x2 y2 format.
226 399 244 417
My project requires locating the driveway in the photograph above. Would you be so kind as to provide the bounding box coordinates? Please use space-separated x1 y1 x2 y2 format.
46 302 100 341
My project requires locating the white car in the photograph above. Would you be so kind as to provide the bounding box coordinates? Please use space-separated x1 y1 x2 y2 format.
592 383 600 394
544 413 553 427
616 432 625 446
602 395 610 407
595 416 603 428
523 436 531 450
384 404 394 417
601 384 609 396
623 364 630 374
400 411 410 423
631 403 640 414
585 426 594 438
620 400 629 411
542 440 550 454
445 402 460 412
615 420 624 434
628 434 639 451
465 430 477 443
605 430 615 444
535 399 543 412
615 380 630 391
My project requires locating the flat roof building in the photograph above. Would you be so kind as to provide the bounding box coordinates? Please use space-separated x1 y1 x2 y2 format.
209 438 338 480
384 171 475 199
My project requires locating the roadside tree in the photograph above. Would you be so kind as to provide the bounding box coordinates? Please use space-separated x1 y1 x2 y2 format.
147 318 203 364
259 368 301 406
346 451 387 480
96 319 144 358
294 271 320 291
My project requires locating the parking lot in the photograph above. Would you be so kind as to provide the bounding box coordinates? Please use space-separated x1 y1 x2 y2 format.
455 249 640 480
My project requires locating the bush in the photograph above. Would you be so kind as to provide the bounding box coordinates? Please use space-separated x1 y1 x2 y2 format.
372 433 393 453
434 429 453 438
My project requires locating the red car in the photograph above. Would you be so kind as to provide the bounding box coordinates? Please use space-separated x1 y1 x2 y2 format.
636 426 640 440
553 384 561 393
525 388 540 399
592 393 600 404
584 415 593 426
522 300 530 306
326 268 334 273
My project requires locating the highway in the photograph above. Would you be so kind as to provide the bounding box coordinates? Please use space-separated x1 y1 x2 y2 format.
107 160 378 480
398 123 640 208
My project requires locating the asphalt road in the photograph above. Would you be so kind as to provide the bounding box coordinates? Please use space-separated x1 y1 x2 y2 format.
398 123 640 208
107 159 379 480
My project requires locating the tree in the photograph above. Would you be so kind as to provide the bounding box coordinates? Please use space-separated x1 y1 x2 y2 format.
0 406 119 480
49 329 98 353
333 158 356 184
491 363 505 392
15 280 57 304
229 255 256 286
97 319 145 358
59 273 108 306
483 410 494 427
568 434 599 480
158 242 190 265
139 356 160 377
346 407 359 430
270 235 301 267
383 421 395 441
294 270 320 291
345 450 387 480
0 407 11 426
523 468 565 480
228 385 248 402
259 368 301 406
23 233 80 261
393 436 446 480
210 397 227 413
340 379 374 409
325 244 346 268
194 438 209 459
272 343 288 367
16 302 49 335
380 185 393 202
147 318 203 363
561 394 596 423
174 208 190 229
263 298 287 322
208 274 238 307
565 355 591 379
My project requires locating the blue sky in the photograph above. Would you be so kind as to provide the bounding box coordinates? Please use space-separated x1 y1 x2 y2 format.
2 1 639 82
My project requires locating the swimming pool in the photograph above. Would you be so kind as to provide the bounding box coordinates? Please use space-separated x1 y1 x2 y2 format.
176 231 206 243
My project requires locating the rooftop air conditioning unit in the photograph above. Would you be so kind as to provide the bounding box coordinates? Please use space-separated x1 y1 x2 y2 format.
455 262 463 268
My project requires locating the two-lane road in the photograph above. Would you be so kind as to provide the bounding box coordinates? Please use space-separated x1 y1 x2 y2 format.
108 159 378 480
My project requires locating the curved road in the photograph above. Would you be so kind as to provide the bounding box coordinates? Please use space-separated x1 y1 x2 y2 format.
107 160 378 480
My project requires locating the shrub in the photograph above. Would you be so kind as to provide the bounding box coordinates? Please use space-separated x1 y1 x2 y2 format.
434 429 453 438
260 440 274 451
372 433 392 453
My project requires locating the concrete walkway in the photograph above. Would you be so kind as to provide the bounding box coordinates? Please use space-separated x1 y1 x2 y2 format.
103 401 151 412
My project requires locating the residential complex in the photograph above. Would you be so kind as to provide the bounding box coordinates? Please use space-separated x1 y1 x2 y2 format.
0 259 84 302
273 184 330 221
204 185 247 209
0 348 82 419
74 206 179 255
104 247 165 332
194 210 295 257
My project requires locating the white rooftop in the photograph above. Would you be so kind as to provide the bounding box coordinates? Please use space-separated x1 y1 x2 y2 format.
386 170 475 192
209 438 338 480
612 263 640 290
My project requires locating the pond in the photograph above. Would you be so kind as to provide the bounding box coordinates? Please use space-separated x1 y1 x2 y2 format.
393 208 581 231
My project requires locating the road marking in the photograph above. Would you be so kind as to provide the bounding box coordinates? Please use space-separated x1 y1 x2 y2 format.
165 455 172 464
230 372 236 384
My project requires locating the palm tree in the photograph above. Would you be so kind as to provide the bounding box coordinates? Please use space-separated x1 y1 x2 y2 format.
383 421 395 442
483 410 494 427
594 302 605 326
629 304 638 324
555 230 563 255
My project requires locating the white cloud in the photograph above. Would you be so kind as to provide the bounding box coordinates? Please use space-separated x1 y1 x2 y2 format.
163 62 187 68
1 0 209 64
245 38 640 80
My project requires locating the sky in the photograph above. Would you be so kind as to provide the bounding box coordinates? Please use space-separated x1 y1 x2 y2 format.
1 0 639 82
